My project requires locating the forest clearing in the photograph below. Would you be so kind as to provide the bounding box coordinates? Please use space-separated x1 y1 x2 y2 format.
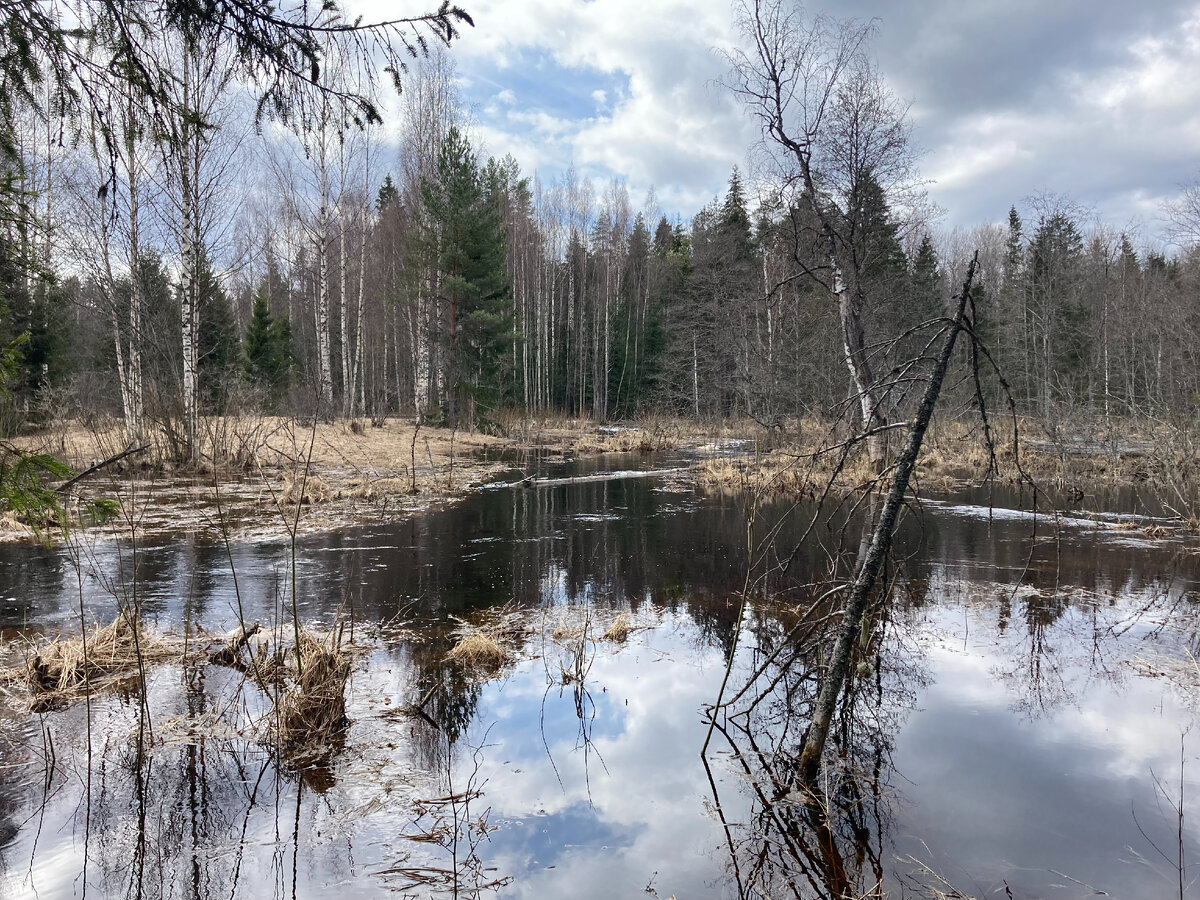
5 0 1200 898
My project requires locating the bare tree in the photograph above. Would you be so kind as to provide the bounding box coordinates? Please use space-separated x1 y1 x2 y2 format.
59 90 156 448
718 0 988 787
395 51 462 419
724 0 923 469
158 35 243 462
1164 175 1200 248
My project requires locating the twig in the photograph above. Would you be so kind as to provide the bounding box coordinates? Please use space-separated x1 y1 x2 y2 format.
57 444 148 493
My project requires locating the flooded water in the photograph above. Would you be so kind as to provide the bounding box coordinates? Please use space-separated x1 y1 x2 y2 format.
2 451 1200 898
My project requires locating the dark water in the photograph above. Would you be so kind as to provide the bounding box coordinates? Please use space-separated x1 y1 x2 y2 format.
2 452 1200 899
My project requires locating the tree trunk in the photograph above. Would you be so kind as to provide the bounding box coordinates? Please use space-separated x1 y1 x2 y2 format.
354 203 367 418
798 256 979 783
123 95 144 447
179 62 200 465
339 193 351 417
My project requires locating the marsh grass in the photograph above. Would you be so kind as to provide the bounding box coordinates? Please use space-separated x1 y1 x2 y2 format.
349 475 418 499
276 630 351 762
697 415 1165 501
444 602 535 676
7 615 179 709
446 633 509 670
602 613 631 642
279 471 333 504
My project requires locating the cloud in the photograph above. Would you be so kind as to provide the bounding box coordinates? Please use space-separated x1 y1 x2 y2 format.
412 0 755 220
464 626 736 898
849 0 1200 234
356 0 1200 238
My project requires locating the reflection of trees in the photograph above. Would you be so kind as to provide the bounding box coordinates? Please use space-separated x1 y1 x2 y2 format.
406 638 484 771
923 578 1128 719
75 691 288 898
0 660 349 899
705 597 925 899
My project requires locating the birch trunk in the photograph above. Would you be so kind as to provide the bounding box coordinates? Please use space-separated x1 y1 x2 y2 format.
123 96 144 446
178 61 201 465
337 128 352 418
314 124 334 413
798 257 979 783
353 202 367 418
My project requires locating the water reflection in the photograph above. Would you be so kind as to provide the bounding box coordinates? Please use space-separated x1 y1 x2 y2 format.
1 454 1200 898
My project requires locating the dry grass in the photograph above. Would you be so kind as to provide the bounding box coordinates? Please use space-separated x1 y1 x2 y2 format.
349 476 416 499
276 631 350 761
602 613 631 642
503 413 766 455
6 615 176 709
8 416 514 542
698 454 818 496
696 415 1167 501
16 416 507 472
572 428 677 455
279 472 333 504
444 602 540 674
0 512 33 538
447 633 510 670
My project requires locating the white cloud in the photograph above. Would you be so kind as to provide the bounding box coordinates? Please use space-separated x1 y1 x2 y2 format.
450 625 737 898
351 0 755 220
353 0 1200 235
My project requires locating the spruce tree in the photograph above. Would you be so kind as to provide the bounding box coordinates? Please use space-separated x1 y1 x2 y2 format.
193 257 239 403
910 234 943 320
243 284 292 407
420 127 514 429
377 174 400 213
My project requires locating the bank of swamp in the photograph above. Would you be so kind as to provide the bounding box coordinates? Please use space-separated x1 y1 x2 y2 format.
2 419 1200 897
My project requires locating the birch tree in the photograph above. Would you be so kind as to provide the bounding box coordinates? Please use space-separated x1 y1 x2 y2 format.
160 36 240 462
724 0 921 469
61 94 153 448
715 0 992 791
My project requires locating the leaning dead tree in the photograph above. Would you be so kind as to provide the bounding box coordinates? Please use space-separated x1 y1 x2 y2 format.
720 0 1001 783
797 255 978 780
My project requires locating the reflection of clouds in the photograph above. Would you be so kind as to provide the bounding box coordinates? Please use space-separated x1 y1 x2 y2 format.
468 621 736 898
894 598 1200 898
6 839 84 900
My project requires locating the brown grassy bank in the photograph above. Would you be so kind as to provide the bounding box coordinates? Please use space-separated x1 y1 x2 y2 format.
8 416 513 541
696 416 1173 502
3 412 744 541
2 412 1188 542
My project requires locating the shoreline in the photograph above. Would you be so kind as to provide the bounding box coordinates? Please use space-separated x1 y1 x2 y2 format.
1 414 1190 543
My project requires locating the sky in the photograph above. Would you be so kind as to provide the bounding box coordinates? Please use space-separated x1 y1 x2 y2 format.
372 0 1200 244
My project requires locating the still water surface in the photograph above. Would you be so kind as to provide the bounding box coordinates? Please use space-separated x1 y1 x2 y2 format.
1 451 1199 898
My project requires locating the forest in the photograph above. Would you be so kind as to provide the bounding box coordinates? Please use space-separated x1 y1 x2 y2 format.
6 2 1200 899
3 2 1200 467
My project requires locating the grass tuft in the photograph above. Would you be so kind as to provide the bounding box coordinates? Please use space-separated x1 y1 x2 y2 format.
603 613 631 642
447 633 509 670
276 631 350 762
12 615 174 709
